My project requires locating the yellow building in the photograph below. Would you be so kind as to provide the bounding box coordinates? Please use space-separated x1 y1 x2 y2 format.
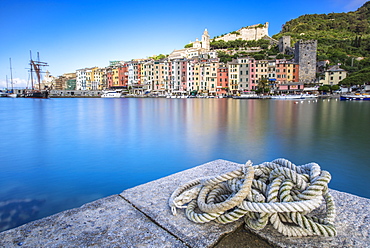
112 67 119 87
255 60 268 82
140 61 154 92
193 63 201 92
202 61 219 95
228 62 239 95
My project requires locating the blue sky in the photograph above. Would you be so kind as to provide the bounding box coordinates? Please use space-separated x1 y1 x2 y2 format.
0 0 367 88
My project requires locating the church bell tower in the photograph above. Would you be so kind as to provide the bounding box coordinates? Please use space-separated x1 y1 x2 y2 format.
201 29 210 51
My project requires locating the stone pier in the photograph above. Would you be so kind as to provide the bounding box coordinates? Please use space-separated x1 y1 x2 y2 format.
0 160 369 247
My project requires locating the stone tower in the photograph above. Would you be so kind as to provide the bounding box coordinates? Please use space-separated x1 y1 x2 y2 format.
294 40 317 83
201 29 210 51
279 36 291 54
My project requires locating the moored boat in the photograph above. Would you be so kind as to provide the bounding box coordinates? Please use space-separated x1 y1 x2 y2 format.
22 90 49 98
0 90 8 97
340 94 370 101
101 90 122 98
302 93 318 98
233 92 260 99
7 58 18 98
271 94 305 99
22 51 50 99
7 93 17 98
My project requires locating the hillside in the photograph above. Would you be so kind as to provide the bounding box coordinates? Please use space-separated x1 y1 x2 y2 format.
272 1 370 84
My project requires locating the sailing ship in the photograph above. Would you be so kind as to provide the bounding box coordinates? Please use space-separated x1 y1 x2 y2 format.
22 51 49 98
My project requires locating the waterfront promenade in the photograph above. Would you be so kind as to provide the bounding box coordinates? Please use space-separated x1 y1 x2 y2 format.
0 160 369 247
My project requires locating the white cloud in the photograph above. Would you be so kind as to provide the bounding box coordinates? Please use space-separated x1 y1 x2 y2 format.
0 78 28 89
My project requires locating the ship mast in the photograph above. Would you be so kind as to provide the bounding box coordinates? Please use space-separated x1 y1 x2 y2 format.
30 51 48 90
30 51 34 90
9 58 14 91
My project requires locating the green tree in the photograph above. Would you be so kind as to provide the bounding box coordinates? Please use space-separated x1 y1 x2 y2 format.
331 85 340 91
256 78 269 94
276 54 285 59
318 85 331 92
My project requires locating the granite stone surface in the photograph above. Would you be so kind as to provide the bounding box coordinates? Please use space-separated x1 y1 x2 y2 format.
120 159 244 248
0 195 186 248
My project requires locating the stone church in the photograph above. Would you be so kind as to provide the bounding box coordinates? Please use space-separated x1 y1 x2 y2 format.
168 29 212 59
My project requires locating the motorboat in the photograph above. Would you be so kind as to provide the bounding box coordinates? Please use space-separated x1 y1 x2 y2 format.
302 93 318 98
101 90 122 98
340 94 370 101
271 94 305 100
233 93 260 99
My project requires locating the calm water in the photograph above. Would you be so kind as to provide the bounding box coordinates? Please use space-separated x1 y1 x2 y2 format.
0 97 369 231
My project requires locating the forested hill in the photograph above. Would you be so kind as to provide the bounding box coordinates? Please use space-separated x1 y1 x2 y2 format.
272 1 370 84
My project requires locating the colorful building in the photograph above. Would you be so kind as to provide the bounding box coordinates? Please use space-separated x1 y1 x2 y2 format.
217 66 228 96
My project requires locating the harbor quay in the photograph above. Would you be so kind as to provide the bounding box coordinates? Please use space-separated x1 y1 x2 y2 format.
0 160 369 247
6 88 342 99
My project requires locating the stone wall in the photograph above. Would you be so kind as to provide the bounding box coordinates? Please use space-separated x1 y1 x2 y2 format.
215 23 269 42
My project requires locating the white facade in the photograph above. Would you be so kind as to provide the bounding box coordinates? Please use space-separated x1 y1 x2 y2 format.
187 61 195 92
215 23 269 42
171 60 181 92
76 69 87 90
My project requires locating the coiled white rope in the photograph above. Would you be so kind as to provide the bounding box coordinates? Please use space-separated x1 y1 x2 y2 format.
169 159 336 237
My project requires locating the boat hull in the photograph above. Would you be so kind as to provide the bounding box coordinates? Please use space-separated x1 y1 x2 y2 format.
101 92 122 98
233 93 260 99
340 95 370 101
8 93 17 98
271 95 304 99
22 91 49 98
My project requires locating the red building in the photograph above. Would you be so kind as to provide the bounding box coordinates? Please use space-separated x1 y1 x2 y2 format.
181 60 187 92
106 69 113 89
118 64 129 88
217 66 228 96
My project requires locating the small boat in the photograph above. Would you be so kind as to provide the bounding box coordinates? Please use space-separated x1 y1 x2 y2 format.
233 93 260 99
101 90 122 98
340 94 370 101
7 93 17 98
0 90 8 97
301 93 318 98
271 94 305 100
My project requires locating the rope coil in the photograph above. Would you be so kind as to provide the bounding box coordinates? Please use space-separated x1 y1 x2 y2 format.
169 159 336 237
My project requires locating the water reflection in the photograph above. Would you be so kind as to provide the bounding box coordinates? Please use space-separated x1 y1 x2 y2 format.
0 98 369 232
0 199 44 232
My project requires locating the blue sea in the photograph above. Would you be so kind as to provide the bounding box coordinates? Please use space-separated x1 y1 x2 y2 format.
0 97 369 231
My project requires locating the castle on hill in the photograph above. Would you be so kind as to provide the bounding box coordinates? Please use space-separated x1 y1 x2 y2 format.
168 23 270 59
214 22 269 42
